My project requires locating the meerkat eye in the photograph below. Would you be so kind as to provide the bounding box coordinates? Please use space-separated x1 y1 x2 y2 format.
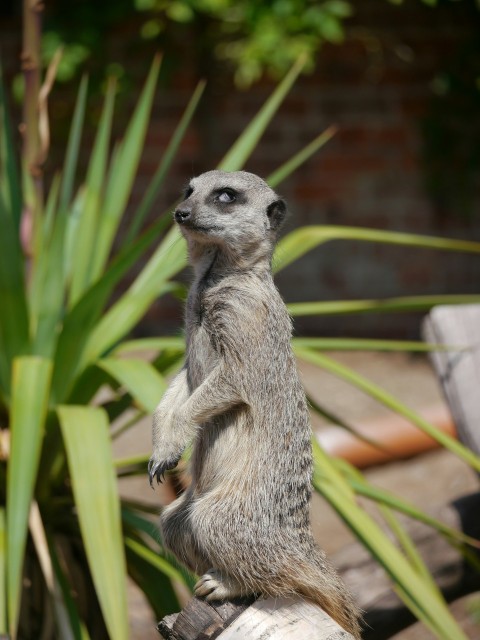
184 186 194 199
216 189 236 204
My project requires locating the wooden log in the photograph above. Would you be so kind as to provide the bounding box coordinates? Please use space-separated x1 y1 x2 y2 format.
157 596 255 640
422 304 480 456
217 596 356 640
157 595 356 639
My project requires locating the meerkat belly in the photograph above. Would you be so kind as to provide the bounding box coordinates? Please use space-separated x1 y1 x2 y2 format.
191 408 252 494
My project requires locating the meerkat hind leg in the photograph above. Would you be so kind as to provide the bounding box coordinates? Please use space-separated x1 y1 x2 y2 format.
194 568 245 601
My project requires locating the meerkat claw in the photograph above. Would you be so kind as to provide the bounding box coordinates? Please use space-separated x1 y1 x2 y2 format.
148 460 165 487
147 459 160 488
148 454 181 488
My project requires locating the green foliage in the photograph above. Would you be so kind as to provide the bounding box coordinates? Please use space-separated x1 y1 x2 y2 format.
0 57 203 638
7 358 52 633
58 406 129 640
135 0 354 85
0 56 331 638
311 439 469 640
40 0 474 89
2 52 480 638
132 0 472 86
42 32 90 83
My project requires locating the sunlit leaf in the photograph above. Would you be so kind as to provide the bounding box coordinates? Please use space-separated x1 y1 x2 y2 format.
112 336 186 356
292 337 459 351
288 294 480 317
274 225 480 273
115 453 150 470
80 226 187 368
312 439 468 639
58 405 129 640
0 509 6 634
219 55 306 171
31 72 88 357
333 459 480 549
59 75 88 212
52 214 172 403
125 537 188 587
267 126 337 188
380 504 445 598
69 80 116 305
7 357 52 637
90 57 161 279
125 79 206 243
30 184 68 358
297 347 480 472
98 357 167 413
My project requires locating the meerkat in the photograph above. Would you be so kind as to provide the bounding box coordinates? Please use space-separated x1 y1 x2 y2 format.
149 170 362 638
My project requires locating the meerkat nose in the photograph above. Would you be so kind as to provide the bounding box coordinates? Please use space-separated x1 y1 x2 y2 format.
174 208 191 224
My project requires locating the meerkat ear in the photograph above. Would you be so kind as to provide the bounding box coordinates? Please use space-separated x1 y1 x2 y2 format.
266 199 287 231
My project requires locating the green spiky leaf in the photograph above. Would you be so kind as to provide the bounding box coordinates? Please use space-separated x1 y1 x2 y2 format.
58 405 129 640
98 357 167 413
7 357 52 636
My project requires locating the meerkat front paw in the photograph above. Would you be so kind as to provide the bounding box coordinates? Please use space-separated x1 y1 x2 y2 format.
194 569 244 601
148 449 182 487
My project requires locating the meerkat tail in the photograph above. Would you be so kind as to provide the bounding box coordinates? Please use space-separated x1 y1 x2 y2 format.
228 547 362 637
277 555 363 638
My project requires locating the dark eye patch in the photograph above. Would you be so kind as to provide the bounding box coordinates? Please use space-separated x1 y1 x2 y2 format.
183 185 194 199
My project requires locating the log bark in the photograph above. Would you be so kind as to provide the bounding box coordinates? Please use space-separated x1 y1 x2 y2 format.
157 595 356 640
157 596 255 640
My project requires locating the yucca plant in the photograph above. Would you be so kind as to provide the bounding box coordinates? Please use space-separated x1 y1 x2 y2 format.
0 55 339 639
2 43 480 640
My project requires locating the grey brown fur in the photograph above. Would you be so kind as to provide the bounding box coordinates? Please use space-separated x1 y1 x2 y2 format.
149 170 361 638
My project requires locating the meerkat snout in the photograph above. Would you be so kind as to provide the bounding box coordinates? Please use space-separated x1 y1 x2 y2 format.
174 207 191 224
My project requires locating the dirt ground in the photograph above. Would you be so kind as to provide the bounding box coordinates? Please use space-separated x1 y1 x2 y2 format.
114 352 480 639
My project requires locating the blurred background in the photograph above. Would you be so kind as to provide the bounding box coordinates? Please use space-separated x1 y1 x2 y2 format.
2 0 480 338
2 3 480 639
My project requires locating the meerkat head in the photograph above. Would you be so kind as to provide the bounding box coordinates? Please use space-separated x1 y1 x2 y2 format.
174 170 287 264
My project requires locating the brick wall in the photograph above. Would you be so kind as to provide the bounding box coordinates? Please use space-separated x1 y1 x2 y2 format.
2 0 479 338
